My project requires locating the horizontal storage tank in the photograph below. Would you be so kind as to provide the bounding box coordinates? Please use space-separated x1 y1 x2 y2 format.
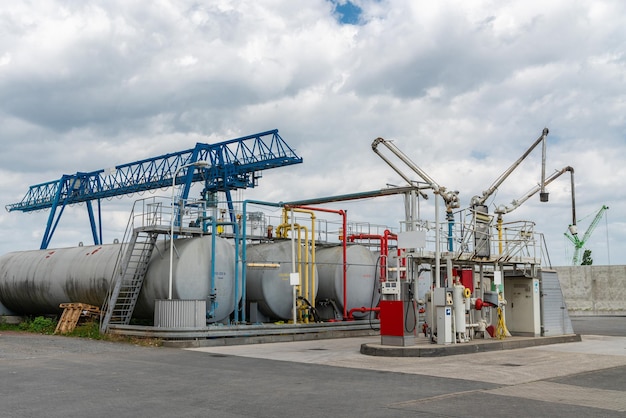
316 244 379 320
0 235 238 323
246 240 317 321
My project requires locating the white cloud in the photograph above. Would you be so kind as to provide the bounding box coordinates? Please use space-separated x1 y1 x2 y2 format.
0 0 624 267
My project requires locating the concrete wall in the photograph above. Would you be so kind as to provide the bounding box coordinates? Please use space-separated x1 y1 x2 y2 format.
554 265 626 315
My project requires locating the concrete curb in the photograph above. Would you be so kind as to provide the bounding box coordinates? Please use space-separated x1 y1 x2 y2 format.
360 334 582 357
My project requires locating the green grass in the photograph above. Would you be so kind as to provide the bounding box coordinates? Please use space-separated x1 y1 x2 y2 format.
0 316 60 334
66 319 104 339
1 315 162 346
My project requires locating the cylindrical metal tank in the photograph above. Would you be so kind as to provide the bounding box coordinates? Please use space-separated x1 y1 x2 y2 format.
453 284 467 335
245 240 317 320
316 244 379 319
0 235 238 323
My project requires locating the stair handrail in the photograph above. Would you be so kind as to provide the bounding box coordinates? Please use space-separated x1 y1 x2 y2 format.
99 200 140 333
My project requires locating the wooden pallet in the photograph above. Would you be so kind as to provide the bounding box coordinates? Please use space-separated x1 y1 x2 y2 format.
54 303 101 334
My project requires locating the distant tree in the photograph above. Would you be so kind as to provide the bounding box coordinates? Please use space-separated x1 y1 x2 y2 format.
581 249 593 265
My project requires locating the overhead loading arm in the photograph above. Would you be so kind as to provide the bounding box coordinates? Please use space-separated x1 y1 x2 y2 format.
371 137 459 209
471 128 549 207
495 166 576 224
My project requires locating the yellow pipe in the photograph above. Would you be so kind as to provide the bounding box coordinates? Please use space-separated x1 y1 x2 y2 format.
278 207 319 321
279 208 308 299
275 222 289 238
292 223 309 322
288 208 317 307
296 224 305 300
275 219 308 302
247 263 280 268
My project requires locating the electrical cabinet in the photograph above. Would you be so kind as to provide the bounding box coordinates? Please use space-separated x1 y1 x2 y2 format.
504 277 541 336
433 288 454 344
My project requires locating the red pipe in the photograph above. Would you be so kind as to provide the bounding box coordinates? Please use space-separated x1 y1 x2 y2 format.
348 230 397 282
347 306 380 320
348 233 385 280
288 205 348 319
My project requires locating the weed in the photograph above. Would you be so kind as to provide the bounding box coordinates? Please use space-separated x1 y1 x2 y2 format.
0 316 21 331
18 316 58 334
67 320 103 339
3 315 162 347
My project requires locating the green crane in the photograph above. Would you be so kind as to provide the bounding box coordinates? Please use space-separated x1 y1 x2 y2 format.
564 205 609 265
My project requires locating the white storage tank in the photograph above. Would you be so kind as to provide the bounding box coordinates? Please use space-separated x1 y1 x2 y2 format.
316 244 379 320
246 240 318 321
0 235 238 323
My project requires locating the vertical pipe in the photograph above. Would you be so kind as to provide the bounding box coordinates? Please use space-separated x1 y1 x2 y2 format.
291 209 297 324
497 216 503 255
214 220 240 323
341 210 348 319
447 210 454 252
569 168 576 227
241 199 284 323
540 129 547 196
289 205 347 319
242 203 248 323
210 217 217 319
435 195 441 289
291 208 317 306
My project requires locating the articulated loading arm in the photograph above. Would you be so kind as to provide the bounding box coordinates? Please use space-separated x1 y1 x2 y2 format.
371 137 460 209
495 166 575 221
471 128 549 207
493 166 576 256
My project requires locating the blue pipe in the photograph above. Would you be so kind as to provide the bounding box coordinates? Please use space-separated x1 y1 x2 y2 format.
204 217 241 323
207 216 217 320
242 199 284 323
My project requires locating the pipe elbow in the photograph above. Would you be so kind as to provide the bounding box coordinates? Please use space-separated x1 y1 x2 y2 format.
371 137 385 150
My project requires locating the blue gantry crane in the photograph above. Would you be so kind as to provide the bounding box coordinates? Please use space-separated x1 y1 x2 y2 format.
6 129 302 249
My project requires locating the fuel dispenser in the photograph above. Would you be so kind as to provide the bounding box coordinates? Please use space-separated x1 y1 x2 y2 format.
379 231 424 347
379 280 416 346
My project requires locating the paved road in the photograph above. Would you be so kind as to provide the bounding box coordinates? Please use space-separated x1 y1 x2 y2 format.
570 315 626 337
0 316 624 417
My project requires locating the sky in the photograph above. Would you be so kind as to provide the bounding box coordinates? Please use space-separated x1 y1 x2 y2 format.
0 0 624 267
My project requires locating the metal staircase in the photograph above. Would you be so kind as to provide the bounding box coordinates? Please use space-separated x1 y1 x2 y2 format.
100 229 159 333
99 196 208 333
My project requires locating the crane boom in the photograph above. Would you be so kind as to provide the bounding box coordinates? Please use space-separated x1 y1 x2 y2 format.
564 205 609 265
6 130 301 212
6 129 302 249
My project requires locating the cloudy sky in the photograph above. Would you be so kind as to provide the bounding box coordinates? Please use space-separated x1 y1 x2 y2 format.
0 0 624 267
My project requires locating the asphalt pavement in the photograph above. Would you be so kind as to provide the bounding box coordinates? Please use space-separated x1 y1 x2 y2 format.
0 315 624 417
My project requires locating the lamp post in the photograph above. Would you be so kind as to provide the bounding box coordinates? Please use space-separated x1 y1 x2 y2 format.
169 161 210 300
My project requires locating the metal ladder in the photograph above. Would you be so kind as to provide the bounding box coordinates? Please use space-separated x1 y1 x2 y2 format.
100 229 159 333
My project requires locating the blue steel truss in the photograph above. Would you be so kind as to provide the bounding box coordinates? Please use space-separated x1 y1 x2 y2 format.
6 129 302 249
